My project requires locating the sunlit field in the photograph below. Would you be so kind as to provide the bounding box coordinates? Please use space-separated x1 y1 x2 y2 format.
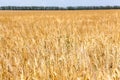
0 10 120 80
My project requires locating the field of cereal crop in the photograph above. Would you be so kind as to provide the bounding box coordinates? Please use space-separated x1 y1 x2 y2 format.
0 10 120 80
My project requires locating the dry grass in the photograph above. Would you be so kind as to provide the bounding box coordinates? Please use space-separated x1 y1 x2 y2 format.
0 10 120 80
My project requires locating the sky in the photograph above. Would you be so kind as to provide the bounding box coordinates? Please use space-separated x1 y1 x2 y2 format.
0 0 120 7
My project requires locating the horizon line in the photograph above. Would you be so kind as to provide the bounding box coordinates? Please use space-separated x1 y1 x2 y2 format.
0 5 120 7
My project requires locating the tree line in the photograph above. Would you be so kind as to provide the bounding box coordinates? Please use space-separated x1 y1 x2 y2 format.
0 6 120 10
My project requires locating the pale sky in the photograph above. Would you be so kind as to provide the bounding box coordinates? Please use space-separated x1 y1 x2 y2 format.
0 0 120 6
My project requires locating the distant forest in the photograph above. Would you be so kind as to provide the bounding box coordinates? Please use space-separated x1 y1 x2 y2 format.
0 6 120 10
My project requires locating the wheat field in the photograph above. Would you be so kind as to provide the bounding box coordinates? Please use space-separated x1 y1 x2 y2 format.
0 10 120 80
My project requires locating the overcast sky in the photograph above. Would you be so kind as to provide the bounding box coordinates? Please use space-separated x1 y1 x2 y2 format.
0 0 120 6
